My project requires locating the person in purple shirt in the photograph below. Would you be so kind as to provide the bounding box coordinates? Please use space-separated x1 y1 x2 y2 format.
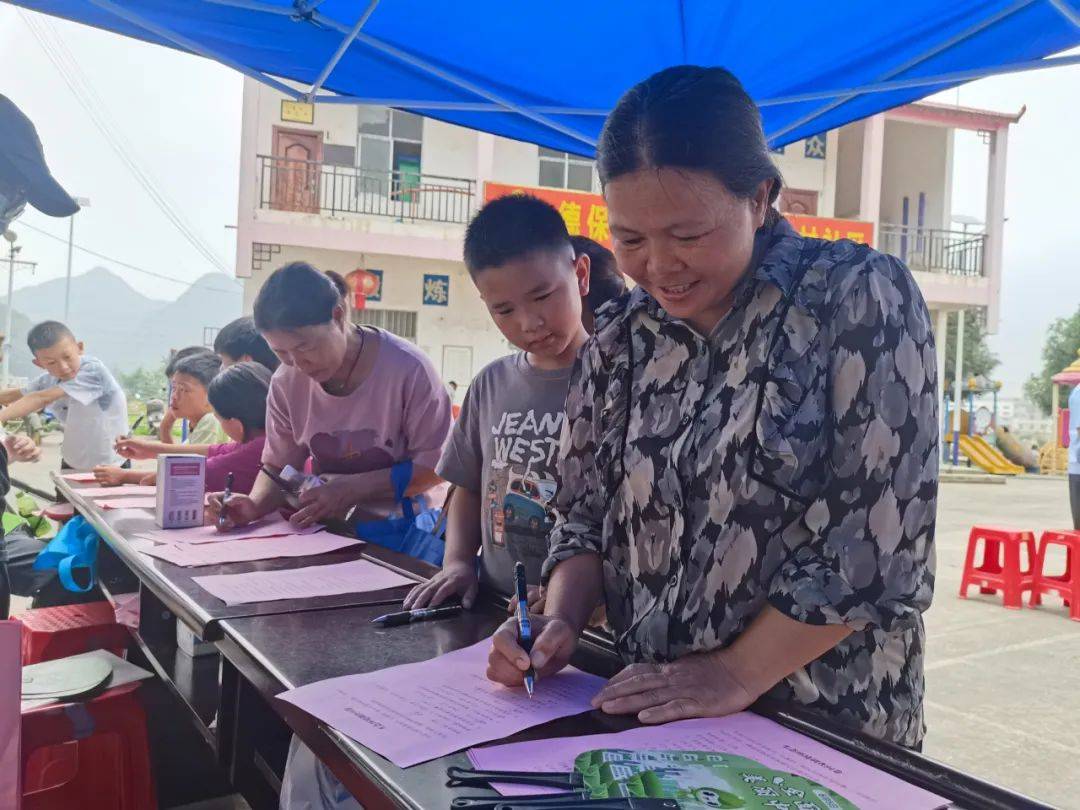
201 362 271 494
207 261 452 530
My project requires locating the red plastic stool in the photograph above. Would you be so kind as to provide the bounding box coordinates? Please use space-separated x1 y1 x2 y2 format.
18 601 131 665
958 526 1037 609
1030 530 1080 621
22 682 157 810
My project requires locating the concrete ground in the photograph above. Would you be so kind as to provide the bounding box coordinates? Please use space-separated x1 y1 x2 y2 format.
7 437 1078 807
926 474 1079 809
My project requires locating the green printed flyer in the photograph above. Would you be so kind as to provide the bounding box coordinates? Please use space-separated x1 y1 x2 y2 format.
573 749 857 809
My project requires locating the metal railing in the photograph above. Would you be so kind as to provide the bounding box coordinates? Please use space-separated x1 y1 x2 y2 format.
878 224 986 277
257 155 475 224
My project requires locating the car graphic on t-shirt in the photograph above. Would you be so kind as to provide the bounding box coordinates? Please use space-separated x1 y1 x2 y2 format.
502 471 556 534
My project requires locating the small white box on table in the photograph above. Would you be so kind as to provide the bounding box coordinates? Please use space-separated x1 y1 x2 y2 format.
155 454 205 529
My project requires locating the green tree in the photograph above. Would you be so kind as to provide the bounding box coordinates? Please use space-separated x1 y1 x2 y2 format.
118 365 168 403
1024 305 1080 415
942 308 999 383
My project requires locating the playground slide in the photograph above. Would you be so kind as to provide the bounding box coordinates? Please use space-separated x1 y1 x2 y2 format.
952 434 1024 475
994 426 1039 471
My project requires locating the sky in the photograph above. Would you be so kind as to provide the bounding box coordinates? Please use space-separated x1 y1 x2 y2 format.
1 7 1078 397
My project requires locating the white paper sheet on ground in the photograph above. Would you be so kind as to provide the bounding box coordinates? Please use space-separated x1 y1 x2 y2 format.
20 650 154 711
191 558 414 605
132 514 319 545
468 713 949 809
140 533 361 567
277 640 605 768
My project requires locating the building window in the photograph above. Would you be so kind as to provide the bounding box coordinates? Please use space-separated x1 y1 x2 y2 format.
323 143 356 167
538 147 597 193
358 107 424 187
352 308 418 342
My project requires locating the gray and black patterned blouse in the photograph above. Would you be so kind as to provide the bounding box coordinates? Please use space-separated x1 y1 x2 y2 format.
545 218 938 747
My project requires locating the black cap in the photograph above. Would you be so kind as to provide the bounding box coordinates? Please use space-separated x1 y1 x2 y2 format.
0 94 79 217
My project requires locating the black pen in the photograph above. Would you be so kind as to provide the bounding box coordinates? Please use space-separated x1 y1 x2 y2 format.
371 604 463 626
514 562 535 698
218 471 234 530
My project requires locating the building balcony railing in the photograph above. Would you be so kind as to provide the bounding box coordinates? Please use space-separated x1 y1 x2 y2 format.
257 155 475 225
878 224 986 277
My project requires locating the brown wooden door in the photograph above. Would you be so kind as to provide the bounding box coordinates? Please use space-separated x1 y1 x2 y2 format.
778 187 819 215
271 128 323 213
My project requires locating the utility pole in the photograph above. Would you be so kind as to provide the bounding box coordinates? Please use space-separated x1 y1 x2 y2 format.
63 197 90 324
951 309 966 467
2 230 37 387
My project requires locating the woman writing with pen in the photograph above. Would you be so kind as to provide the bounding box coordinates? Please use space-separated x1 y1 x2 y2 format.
207 262 452 530
487 66 937 749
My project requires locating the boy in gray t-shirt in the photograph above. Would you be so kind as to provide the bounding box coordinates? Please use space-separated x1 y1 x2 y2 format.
405 194 593 609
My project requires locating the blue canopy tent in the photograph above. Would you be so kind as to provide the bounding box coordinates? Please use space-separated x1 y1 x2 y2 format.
9 0 1080 154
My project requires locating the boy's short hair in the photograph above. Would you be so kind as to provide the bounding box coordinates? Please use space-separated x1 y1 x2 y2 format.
207 361 272 441
571 235 627 315
464 194 572 274
213 317 280 371
165 346 215 378
27 320 75 353
171 351 222 389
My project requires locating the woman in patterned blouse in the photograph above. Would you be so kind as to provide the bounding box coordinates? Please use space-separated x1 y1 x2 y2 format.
487 66 938 748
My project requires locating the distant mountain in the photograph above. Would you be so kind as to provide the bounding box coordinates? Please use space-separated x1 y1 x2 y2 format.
134 273 245 364
0 266 242 380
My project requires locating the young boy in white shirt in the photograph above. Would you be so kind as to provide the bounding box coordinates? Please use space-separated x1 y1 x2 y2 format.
0 320 128 472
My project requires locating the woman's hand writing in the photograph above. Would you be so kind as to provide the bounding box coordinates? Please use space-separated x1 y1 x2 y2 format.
404 560 478 610
506 584 545 615
289 477 355 528
591 650 761 724
486 614 579 688
206 492 262 531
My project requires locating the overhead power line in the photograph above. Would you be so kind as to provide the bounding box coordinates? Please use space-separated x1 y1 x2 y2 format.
19 10 229 274
17 218 241 297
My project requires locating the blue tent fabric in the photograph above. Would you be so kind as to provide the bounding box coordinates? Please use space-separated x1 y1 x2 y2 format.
12 0 1080 154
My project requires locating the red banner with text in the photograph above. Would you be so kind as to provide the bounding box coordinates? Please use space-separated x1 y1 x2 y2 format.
785 214 874 246
484 182 611 248
484 183 874 250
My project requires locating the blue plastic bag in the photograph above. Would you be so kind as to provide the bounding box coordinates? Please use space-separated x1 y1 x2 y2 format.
355 461 448 566
32 515 100 592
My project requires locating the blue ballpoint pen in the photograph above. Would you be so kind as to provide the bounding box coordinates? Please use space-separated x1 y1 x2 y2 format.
217 471 234 530
513 562 535 698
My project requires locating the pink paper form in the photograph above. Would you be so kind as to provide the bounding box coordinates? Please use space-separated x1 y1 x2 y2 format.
192 558 414 605
133 514 318 545
76 484 157 499
277 640 605 768
62 472 99 482
140 533 361 567
469 713 948 809
99 496 158 510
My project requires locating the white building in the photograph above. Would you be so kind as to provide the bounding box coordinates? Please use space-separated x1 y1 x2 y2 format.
234 79 1021 401
996 396 1055 444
